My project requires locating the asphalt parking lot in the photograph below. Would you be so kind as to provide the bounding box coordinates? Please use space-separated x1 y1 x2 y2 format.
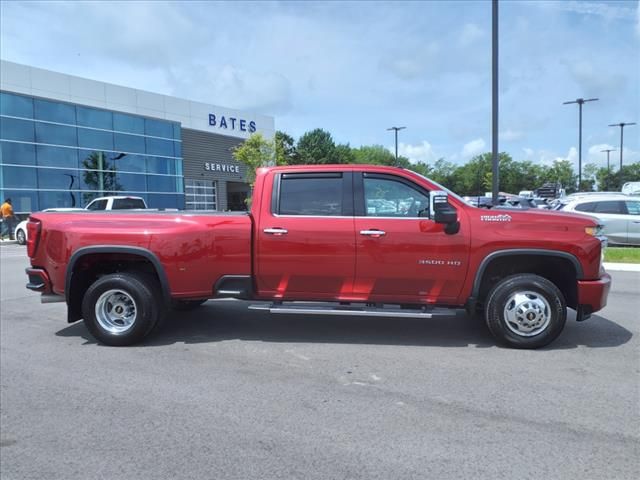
1 243 638 480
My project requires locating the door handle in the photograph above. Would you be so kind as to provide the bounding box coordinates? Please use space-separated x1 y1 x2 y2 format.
360 229 386 237
264 227 288 235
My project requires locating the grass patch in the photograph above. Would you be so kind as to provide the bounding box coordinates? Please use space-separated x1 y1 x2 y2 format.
604 247 640 264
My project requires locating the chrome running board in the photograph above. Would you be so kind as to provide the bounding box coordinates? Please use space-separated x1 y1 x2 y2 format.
248 302 456 319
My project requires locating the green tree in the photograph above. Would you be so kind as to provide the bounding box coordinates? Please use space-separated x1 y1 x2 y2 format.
231 133 275 186
596 162 640 191
352 145 396 165
335 143 356 164
295 128 338 164
274 131 297 165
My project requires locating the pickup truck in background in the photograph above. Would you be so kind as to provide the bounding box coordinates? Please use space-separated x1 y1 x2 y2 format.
25 165 611 349
14 196 147 245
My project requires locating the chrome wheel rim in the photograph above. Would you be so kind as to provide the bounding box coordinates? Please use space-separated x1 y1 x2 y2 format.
95 289 137 334
16 229 25 244
503 290 551 337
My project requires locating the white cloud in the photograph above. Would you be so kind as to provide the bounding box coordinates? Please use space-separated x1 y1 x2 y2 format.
565 60 626 97
554 1 637 21
461 138 486 158
396 141 437 164
459 23 484 47
173 64 292 114
559 146 578 163
523 147 534 159
380 42 439 80
500 129 524 142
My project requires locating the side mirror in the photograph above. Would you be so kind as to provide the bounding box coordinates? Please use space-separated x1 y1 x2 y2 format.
430 190 460 234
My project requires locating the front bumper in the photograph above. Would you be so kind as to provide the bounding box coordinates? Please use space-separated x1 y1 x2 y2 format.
576 273 612 320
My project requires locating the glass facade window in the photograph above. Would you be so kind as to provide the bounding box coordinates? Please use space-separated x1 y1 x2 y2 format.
113 112 144 134
145 118 173 138
39 190 79 209
116 172 147 192
2 166 37 188
35 122 77 145
146 137 174 156
114 132 145 154
148 175 176 193
77 106 113 130
147 156 176 175
148 193 182 210
1 117 34 142
1 141 36 165
78 128 114 150
34 98 76 124
37 168 80 190
1 92 34 118
37 145 78 168
1 90 183 212
114 153 146 173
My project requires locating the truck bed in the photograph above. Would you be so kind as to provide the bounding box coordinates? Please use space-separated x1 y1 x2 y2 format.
29 210 253 299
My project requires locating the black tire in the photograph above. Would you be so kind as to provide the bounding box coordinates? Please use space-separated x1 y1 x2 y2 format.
173 299 207 311
81 273 163 346
485 274 566 349
16 228 26 245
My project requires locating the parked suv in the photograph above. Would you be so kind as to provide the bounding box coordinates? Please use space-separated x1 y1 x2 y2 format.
561 195 640 246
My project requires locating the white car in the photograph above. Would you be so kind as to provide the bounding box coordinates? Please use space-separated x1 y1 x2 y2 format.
14 196 147 245
561 194 640 246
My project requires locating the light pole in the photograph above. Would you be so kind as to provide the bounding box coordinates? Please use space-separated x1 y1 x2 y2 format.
563 97 598 189
608 122 637 175
387 126 406 166
600 148 615 173
491 0 499 206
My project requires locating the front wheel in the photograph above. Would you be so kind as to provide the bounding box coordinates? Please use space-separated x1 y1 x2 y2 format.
485 274 566 349
16 228 26 245
82 273 163 346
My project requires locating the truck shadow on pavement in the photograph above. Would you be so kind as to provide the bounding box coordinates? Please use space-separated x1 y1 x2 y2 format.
56 300 633 349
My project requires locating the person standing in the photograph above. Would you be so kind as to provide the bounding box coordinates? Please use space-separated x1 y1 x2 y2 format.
1 198 15 241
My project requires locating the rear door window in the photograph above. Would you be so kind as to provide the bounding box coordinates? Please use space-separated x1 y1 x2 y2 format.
112 198 146 209
594 201 627 214
277 173 346 216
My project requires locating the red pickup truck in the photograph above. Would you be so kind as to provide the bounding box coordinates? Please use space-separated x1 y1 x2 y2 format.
25 165 611 348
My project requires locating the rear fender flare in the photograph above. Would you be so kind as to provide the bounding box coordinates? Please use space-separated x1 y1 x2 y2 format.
65 246 171 305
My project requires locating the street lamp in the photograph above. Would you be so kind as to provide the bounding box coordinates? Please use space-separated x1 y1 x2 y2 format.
563 97 598 189
608 122 637 175
387 126 406 166
491 0 499 206
600 148 615 173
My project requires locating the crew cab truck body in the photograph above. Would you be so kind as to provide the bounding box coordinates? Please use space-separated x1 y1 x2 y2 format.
25 165 611 348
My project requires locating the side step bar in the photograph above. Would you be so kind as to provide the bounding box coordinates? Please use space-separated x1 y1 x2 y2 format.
248 302 457 319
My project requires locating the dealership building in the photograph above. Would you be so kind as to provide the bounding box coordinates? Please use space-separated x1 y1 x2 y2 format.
0 60 275 213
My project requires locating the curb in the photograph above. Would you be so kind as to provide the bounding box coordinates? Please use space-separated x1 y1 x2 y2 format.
0 240 18 245
603 262 640 272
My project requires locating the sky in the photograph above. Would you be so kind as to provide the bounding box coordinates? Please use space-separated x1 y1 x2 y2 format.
1 0 638 171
